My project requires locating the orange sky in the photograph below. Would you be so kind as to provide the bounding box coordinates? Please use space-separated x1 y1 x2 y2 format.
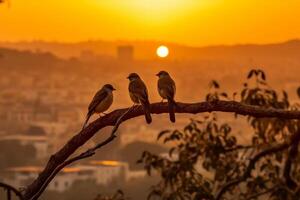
1 0 300 46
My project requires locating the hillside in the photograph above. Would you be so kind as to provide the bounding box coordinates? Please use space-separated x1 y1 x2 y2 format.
1 39 300 60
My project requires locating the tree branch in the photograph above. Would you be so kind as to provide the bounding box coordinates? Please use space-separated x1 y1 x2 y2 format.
245 185 278 200
224 144 255 153
215 142 291 200
29 106 135 200
0 182 24 200
23 100 300 199
216 128 300 200
283 129 300 190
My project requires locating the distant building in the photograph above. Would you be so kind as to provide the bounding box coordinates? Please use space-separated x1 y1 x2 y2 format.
117 46 134 61
87 160 128 185
4 166 93 192
0 134 48 159
120 124 157 146
3 160 145 192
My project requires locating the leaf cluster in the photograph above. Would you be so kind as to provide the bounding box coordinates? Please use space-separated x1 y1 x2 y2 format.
138 69 300 200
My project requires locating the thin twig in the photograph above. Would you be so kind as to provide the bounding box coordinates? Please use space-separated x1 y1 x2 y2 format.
30 106 135 200
0 182 24 200
224 145 254 153
215 142 291 200
283 133 300 190
245 185 278 200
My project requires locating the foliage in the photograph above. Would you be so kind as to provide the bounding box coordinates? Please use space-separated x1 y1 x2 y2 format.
138 69 300 200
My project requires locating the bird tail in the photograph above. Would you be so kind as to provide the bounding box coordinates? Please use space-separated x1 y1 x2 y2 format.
167 98 176 123
142 100 152 124
82 113 92 130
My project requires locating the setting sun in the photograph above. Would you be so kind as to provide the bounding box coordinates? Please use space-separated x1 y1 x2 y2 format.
156 45 169 58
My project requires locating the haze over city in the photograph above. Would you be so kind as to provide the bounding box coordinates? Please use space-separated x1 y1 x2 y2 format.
0 1 300 200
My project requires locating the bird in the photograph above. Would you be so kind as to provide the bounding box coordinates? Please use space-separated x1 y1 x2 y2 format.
156 71 176 122
82 84 116 129
127 73 152 124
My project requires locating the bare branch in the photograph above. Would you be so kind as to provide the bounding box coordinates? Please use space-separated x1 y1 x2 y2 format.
215 142 291 200
0 182 24 200
216 129 300 200
283 131 300 190
224 145 254 153
245 185 278 200
29 106 135 200
23 100 300 199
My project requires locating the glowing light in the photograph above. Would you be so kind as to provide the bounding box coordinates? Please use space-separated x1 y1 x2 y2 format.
156 45 169 58
89 160 123 167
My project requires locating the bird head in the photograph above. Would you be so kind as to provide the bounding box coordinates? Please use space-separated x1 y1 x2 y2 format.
127 73 140 81
103 84 116 91
156 70 169 78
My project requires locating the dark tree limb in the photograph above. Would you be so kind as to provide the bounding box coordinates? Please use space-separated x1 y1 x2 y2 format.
283 129 300 190
224 145 255 153
245 185 278 200
0 182 24 200
216 129 300 200
23 100 300 199
29 106 135 200
215 142 291 200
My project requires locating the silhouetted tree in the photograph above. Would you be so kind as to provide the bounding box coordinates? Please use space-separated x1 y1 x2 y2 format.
138 70 300 200
1 70 300 200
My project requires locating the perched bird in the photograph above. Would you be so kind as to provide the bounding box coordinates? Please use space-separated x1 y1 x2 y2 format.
156 71 176 122
82 84 116 129
127 73 152 124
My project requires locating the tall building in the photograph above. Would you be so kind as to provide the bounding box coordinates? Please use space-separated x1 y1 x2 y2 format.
117 46 134 61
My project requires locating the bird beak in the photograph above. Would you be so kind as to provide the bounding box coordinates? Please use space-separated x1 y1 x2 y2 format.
113 87 116 91
156 73 159 76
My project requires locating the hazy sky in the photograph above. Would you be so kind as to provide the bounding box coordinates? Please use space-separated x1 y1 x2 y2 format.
1 0 300 46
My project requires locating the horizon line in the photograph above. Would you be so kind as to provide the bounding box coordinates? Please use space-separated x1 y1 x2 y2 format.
0 38 300 49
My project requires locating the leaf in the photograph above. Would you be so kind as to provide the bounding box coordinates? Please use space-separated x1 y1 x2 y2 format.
260 163 268 171
206 94 211 101
282 90 288 100
220 92 228 98
210 80 220 89
157 130 170 141
258 69 266 80
247 69 255 79
241 89 247 100
169 147 176 157
233 92 237 99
